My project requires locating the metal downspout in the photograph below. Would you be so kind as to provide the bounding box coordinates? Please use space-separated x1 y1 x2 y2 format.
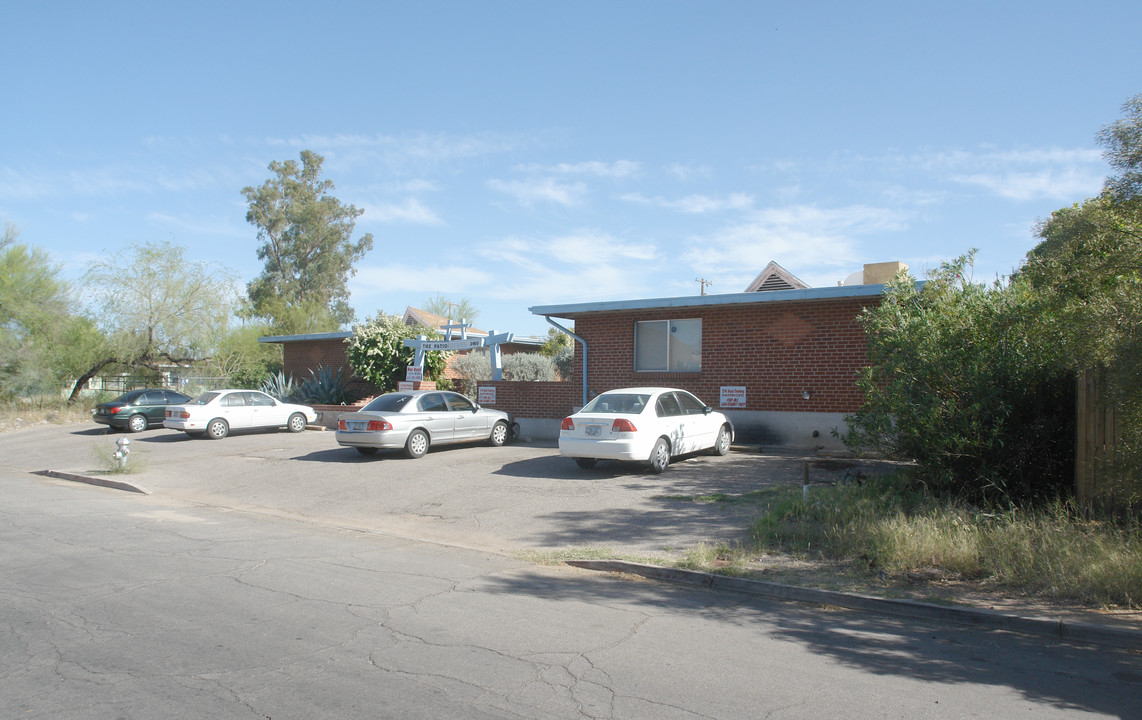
544 316 588 407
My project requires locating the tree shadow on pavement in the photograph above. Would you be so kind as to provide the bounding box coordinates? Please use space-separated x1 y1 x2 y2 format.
481 567 1142 717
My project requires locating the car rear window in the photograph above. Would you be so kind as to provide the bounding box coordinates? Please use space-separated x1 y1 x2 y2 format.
192 392 221 405
582 393 650 414
362 394 413 412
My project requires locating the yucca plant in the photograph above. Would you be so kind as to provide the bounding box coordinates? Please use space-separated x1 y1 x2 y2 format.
260 371 296 401
295 365 349 405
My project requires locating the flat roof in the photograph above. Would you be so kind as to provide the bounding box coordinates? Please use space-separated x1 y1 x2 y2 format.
529 283 892 319
259 331 352 344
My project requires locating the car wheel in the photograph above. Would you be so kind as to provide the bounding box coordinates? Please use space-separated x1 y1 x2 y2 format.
405 429 429 459
127 414 148 433
713 425 732 456
648 437 670 474
355 446 379 456
206 418 229 440
287 413 307 433
488 421 509 447
575 457 597 469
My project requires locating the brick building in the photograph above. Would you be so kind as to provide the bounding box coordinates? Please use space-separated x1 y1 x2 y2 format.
524 262 907 450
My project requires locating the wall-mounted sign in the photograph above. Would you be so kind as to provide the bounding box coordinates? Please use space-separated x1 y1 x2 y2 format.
398 381 414 392
720 386 747 408
478 386 496 405
406 365 423 382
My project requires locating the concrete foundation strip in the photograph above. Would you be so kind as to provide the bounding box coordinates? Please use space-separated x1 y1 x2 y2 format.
567 560 1142 651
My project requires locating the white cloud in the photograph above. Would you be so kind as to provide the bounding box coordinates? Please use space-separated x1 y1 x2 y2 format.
351 262 493 295
486 178 587 207
516 160 642 178
360 198 444 225
894 146 1106 201
684 204 911 290
665 163 713 181
620 192 754 214
950 168 1104 201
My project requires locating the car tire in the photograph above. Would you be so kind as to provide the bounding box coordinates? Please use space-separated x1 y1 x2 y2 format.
713 425 732 456
575 457 597 469
648 437 670 474
206 418 229 440
488 421 509 447
355 446 379 456
405 429 429 459
127 414 148 433
287 413 307 433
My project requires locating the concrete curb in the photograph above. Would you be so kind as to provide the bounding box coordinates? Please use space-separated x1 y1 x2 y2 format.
35 470 151 495
567 560 1142 651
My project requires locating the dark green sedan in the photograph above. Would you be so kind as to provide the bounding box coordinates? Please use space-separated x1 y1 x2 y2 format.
92 389 192 432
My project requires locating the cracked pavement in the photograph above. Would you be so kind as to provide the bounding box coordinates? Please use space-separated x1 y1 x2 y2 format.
3 424 1141 718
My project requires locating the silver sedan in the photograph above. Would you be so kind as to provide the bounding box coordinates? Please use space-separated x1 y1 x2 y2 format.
335 390 517 458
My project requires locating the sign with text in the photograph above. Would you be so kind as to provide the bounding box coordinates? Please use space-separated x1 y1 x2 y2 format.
398 381 414 392
405 366 423 382
421 338 484 351
477 386 496 405
720 386 747 408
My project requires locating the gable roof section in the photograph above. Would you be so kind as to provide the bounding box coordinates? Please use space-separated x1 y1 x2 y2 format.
744 261 809 292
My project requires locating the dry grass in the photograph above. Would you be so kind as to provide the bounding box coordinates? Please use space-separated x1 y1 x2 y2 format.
0 397 96 432
752 477 1142 609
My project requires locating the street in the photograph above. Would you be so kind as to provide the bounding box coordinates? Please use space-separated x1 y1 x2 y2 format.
2 424 1141 718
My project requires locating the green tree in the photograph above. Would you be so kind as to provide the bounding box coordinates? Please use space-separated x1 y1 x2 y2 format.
70 240 238 401
421 293 480 324
1098 92 1142 200
243 150 373 330
539 326 573 356
844 254 1074 502
346 313 448 393
0 222 98 398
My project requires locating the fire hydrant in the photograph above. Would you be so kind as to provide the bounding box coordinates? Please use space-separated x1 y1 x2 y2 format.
114 436 131 469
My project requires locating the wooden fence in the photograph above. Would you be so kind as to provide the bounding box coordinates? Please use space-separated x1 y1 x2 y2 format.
1075 368 1136 512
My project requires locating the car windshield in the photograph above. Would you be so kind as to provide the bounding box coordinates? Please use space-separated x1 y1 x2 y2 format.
191 391 221 405
362 393 414 412
581 393 651 414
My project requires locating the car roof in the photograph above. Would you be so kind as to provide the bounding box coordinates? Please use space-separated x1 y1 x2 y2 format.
595 387 684 395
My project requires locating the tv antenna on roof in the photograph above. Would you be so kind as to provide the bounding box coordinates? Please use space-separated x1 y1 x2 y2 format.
696 278 713 295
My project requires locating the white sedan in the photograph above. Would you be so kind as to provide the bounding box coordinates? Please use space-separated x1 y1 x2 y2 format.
559 387 734 473
164 389 317 440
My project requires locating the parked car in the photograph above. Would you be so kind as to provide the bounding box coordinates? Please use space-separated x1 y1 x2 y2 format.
559 387 734 473
92 388 193 433
163 389 317 440
335 390 516 458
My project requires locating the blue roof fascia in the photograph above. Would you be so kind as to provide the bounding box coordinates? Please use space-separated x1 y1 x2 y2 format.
258 331 353 344
529 283 896 319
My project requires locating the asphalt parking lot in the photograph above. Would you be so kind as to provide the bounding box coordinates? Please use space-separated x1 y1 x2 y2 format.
4 423 860 559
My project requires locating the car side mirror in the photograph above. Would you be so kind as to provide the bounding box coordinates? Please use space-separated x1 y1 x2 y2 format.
704 406 713 414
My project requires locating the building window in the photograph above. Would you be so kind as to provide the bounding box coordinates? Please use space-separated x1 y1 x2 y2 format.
635 319 701 372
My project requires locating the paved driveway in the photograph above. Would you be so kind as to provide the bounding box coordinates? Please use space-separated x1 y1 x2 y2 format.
3 424 865 559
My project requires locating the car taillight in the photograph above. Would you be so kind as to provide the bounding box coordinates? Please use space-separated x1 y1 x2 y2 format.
367 420 393 431
612 418 637 433
338 419 347 430
108 406 123 414
561 417 575 431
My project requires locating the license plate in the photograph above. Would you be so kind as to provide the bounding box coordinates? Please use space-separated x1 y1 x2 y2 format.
348 422 366 431
585 424 603 436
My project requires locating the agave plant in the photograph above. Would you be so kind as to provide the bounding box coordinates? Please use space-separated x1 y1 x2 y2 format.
260 371 296 401
295 365 349 405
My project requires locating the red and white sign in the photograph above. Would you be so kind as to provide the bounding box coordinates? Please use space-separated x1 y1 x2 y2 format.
720 386 747 408
405 365 423 382
478 386 496 405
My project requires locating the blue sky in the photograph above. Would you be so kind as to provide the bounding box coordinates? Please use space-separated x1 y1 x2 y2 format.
3 1 1139 337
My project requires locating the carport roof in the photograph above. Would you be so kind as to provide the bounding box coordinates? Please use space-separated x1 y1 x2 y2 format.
529 282 894 319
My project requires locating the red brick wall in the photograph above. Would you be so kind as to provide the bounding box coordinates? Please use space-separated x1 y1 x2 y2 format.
282 338 379 401
567 297 877 413
473 381 581 419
